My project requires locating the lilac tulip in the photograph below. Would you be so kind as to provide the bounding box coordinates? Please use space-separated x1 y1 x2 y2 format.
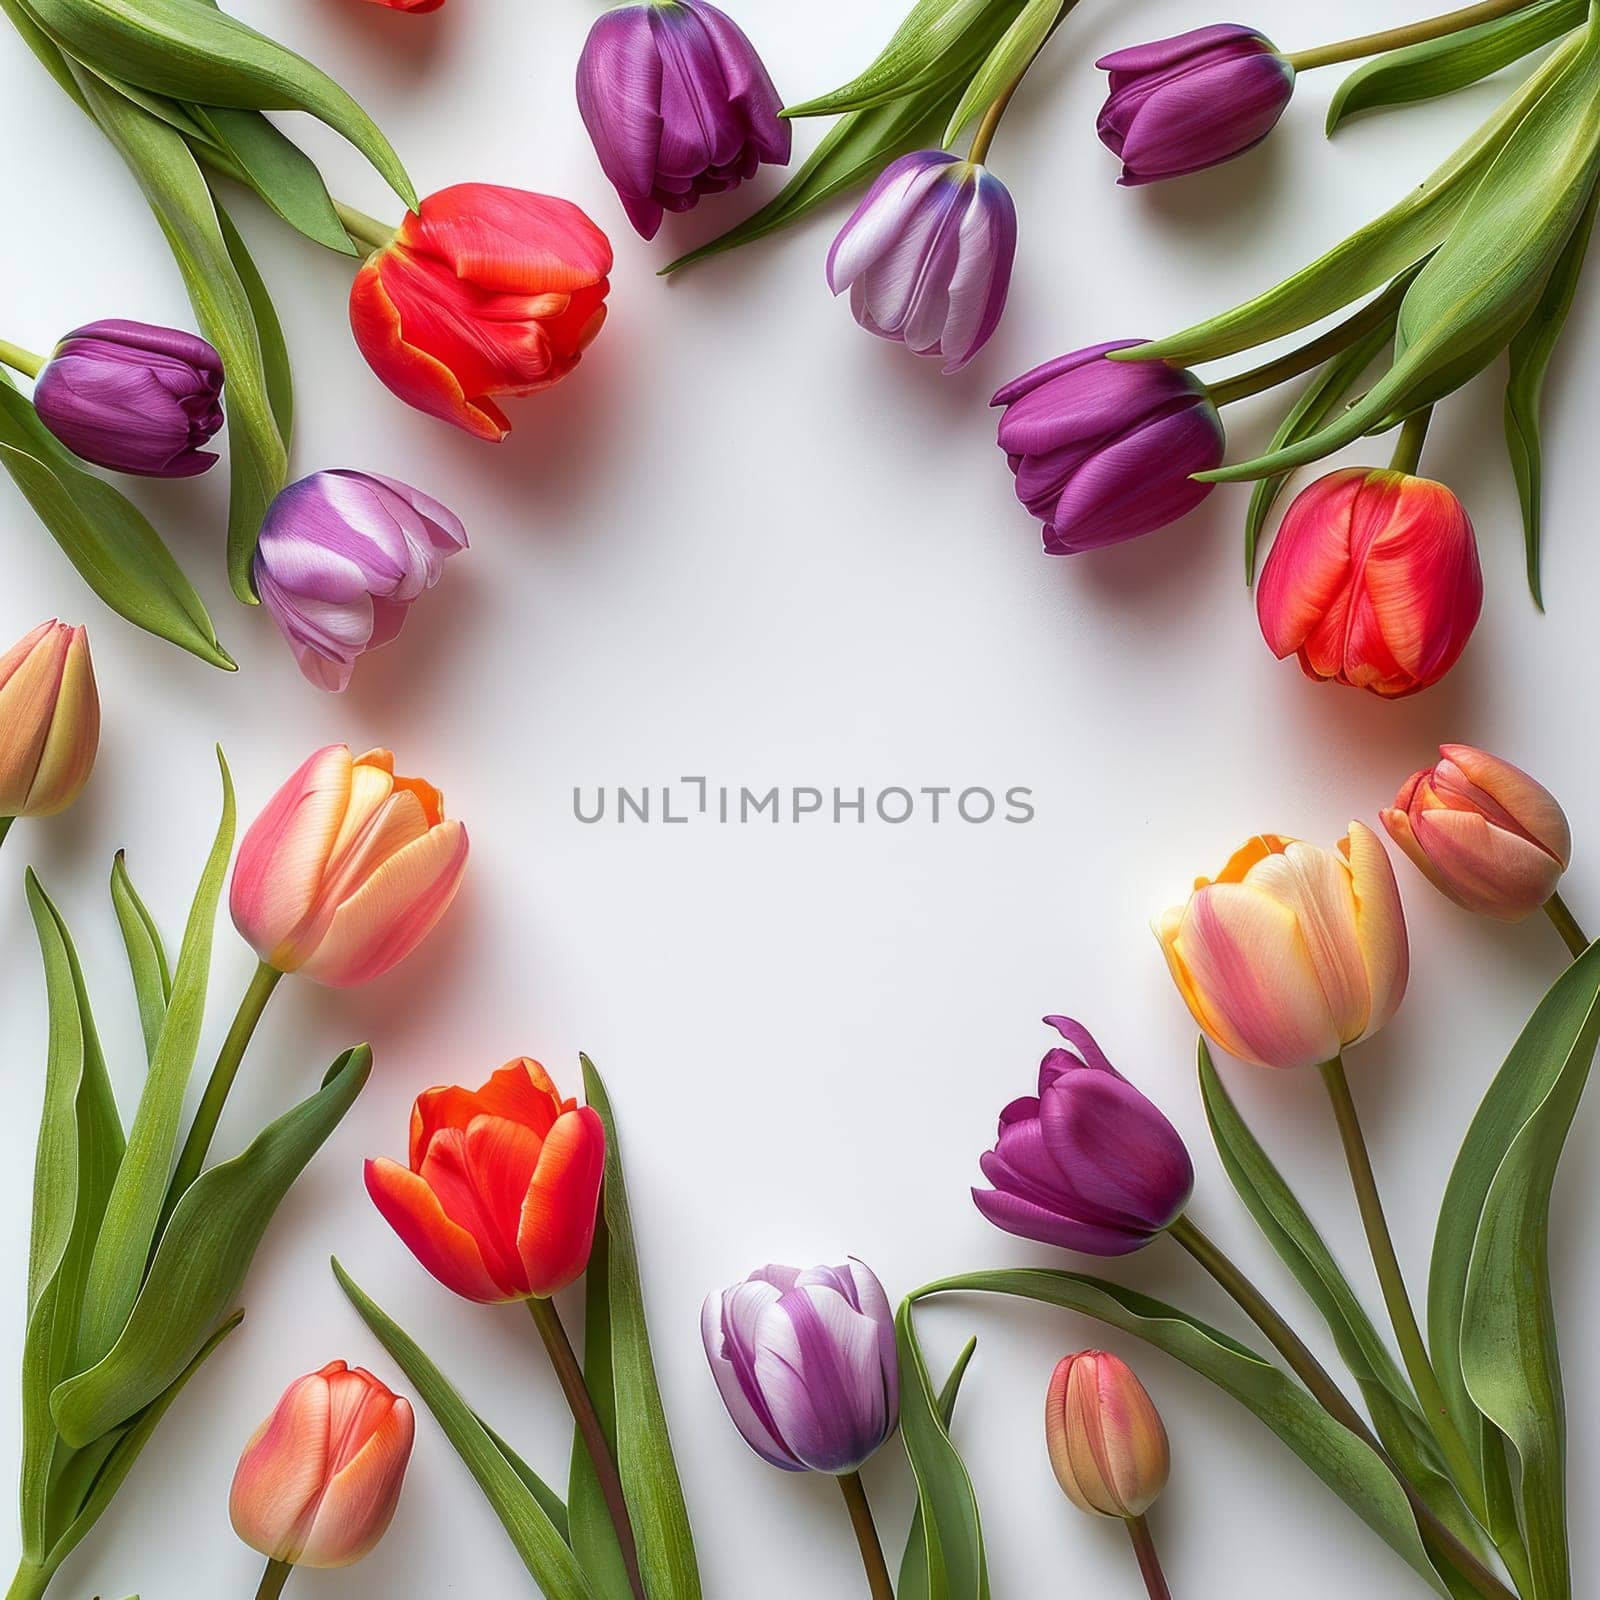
254 470 467 692
993 340 1224 553
33 319 223 477
827 151 1017 374
973 1017 1193 1255
702 1260 898 1474
576 0 789 241
1096 24 1295 186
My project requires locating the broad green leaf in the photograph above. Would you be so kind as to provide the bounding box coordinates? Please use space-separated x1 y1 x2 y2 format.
51 1046 370 1446
213 198 294 445
0 375 232 669
76 754 235 1369
1504 174 1598 607
109 852 172 1064
1327 0 1587 134
580 1057 702 1600
942 0 1062 147
909 1271 1447 1594
0 0 88 105
898 1337 977 1600
333 1262 597 1600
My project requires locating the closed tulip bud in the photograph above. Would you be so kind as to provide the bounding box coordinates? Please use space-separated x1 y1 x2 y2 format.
1096 24 1294 186
973 1017 1193 1254
366 1058 606 1302
365 0 442 10
1155 824 1408 1071
230 1361 414 1570
230 744 468 987
1045 1352 1169 1519
350 184 612 441
0 620 99 824
703 1260 898 1474
826 152 1017 374
993 342 1224 553
577 0 789 241
1257 468 1482 699
254 469 468 692
33 319 224 477
1382 745 1571 922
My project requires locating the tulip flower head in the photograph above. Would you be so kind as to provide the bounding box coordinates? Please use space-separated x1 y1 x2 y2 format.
1045 1351 1170 1519
1155 824 1408 1071
230 1361 414 1570
254 469 468 692
1257 468 1483 699
826 151 1017 374
577 0 789 240
993 342 1224 552
33 318 224 477
349 184 612 441
1383 745 1571 922
973 1017 1193 1255
365 0 442 10
366 1058 606 1302
0 620 99 823
702 1260 899 1474
230 745 468 988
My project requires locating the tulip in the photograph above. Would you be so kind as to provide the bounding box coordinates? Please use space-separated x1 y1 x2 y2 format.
1154 824 1408 1072
702 1259 898 1475
254 469 468 692
1257 468 1482 699
0 620 98 834
1045 1351 1170 1519
826 151 1017 374
230 1361 414 1574
993 341 1224 553
230 744 468 989
1096 24 1295 185
1382 744 1571 923
32 318 224 477
349 184 612 442
577 0 789 241
973 1016 1192 1254
365 0 442 9
365 1057 606 1302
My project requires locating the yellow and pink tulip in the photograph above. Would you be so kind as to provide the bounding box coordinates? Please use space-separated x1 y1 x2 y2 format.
0 619 99 834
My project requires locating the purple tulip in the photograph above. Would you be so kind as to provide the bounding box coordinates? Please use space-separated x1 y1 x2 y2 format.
33 319 224 478
1096 24 1295 185
702 1260 899 1474
827 151 1017 374
973 1017 1193 1255
993 340 1224 553
254 470 467 693
576 0 789 241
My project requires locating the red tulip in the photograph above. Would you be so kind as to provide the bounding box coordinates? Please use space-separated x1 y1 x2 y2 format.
364 0 443 10
349 184 612 442
365 1058 606 1302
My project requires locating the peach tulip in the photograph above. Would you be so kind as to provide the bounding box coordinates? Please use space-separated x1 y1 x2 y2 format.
1154 824 1408 1070
0 620 99 822
230 1361 414 1569
230 745 468 988
1045 1351 1169 1519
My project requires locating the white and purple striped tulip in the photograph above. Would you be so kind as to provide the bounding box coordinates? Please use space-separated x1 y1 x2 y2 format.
254 470 467 693
826 151 1017 374
702 1260 899 1475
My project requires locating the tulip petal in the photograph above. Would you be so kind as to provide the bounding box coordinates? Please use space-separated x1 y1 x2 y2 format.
971 1181 1153 1255
1411 810 1562 920
411 1058 566 1166
517 1105 605 1296
1440 744 1571 866
299 1395 415 1568
364 1157 516 1302
230 1372 330 1563
702 1284 801 1469
1342 822 1408 1037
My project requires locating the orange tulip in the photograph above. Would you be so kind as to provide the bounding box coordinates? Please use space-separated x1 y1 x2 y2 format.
1154 824 1408 1070
229 745 468 988
1045 1351 1169 1520
230 1361 414 1569
0 620 99 822
365 1058 606 1302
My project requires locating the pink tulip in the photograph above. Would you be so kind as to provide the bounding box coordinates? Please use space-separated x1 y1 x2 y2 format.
0 619 99 821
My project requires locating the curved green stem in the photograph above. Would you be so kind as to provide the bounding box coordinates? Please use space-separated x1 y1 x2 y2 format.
1286 0 1543 72
333 200 398 254
0 338 45 378
1544 890 1588 957
255 1558 293 1600
1388 407 1433 475
838 1471 894 1600
965 0 1079 164
1125 1514 1172 1600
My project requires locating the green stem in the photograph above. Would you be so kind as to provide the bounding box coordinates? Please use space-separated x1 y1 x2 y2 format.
1388 407 1433 475
4 1559 51 1600
0 338 45 378
837 1471 895 1600
528 1297 646 1600
1125 1514 1172 1600
964 0 1079 165
255 1559 293 1600
333 200 398 254
1285 0 1542 71
161 961 283 1226
1544 890 1588 957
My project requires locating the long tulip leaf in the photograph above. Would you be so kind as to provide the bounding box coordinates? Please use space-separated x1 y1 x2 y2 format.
898 1337 978 1600
109 852 172 1065
478 1415 571 1544
213 196 294 445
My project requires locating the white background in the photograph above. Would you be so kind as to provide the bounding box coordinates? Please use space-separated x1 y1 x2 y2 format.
3 0 1598 1594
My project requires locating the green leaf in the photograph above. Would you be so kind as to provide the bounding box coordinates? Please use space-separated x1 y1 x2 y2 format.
580 1057 702 1600
1327 0 1587 135
333 1262 598 1600
478 1415 571 1544
213 197 294 445
51 1045 371 1447
898 1337 977 1600
0 374 232 669
909 1271 1448 1595
942 0 1060 146
75 753 235 1369
1504 173 1598 608
109 852 172 1064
